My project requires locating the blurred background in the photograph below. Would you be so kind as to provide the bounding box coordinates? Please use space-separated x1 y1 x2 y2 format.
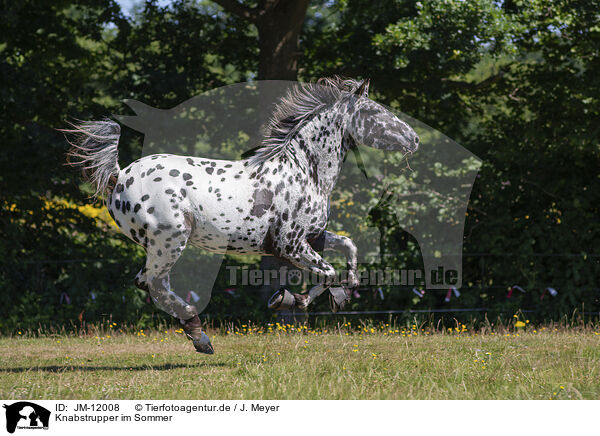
1 0 598 330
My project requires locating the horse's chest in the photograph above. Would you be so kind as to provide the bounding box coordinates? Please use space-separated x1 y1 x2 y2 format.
274 185 329 237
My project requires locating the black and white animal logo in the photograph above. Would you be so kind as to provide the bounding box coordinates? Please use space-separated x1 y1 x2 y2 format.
3 402 50 433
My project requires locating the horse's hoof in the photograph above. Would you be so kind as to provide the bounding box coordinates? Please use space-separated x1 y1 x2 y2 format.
329 287 350 313
295 293 310 310
192 332 215 354
182 316 214 354
268 288 295 310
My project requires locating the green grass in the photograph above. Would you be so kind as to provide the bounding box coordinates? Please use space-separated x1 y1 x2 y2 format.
1 326 599 399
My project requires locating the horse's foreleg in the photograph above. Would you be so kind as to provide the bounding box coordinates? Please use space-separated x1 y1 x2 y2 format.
279 240 338 309
312 231 359 290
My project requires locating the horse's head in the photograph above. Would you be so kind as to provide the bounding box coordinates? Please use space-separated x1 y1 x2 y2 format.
346 80 419 154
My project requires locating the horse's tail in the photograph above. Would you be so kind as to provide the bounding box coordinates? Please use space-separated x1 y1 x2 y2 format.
63 119 121 199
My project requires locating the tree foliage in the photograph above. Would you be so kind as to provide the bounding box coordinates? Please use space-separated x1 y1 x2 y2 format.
0 0 598 329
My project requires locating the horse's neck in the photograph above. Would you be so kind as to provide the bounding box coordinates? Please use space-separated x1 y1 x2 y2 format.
292 110 348 195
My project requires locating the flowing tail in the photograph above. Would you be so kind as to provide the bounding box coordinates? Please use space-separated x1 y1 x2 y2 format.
63 119 121 199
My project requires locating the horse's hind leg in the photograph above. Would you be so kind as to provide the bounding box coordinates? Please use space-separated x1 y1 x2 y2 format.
134 267 149 292
143 234 214 354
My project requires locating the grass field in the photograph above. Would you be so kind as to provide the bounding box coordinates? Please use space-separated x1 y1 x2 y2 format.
1 323 599 400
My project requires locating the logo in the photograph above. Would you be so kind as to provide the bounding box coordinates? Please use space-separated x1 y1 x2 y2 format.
3 402 50 434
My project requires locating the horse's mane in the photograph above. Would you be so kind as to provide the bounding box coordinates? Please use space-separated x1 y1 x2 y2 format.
248 76 363 166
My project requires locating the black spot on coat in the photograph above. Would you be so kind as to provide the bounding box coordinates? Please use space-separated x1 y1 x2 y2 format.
250 189 273 218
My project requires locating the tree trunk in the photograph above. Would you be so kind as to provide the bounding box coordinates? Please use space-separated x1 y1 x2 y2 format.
212 0 309 80
212 0 309 318
255 0 309 80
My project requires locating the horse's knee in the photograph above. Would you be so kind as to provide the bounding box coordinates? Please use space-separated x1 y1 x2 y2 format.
340 237 358 262
325 233 358 264
347 239 357 256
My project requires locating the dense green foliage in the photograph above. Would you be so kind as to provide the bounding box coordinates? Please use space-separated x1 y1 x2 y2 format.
0 0 598 330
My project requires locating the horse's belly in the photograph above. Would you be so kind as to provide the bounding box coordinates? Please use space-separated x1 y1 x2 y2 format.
185 175 269 255
188 224 268 255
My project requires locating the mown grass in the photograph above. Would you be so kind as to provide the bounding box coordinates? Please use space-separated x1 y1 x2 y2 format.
1 322 599 399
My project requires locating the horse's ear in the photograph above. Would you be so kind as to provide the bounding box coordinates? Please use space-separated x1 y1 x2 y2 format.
356 79 370 97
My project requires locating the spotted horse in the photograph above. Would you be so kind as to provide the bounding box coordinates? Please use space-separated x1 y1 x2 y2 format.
64 77 419 354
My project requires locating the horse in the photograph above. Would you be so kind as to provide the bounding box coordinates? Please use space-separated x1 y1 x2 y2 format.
64 77 419 354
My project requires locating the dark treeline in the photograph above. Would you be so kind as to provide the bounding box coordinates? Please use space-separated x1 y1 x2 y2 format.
1 0 598 330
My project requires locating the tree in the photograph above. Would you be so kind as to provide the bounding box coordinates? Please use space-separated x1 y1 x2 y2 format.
301 0 600 313
1 0 598 329
212 0 310 80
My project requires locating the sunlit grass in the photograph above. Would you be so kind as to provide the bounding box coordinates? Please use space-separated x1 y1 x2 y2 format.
1 322 599 399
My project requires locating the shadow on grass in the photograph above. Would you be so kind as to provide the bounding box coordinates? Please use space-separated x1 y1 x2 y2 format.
0 362 229 373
